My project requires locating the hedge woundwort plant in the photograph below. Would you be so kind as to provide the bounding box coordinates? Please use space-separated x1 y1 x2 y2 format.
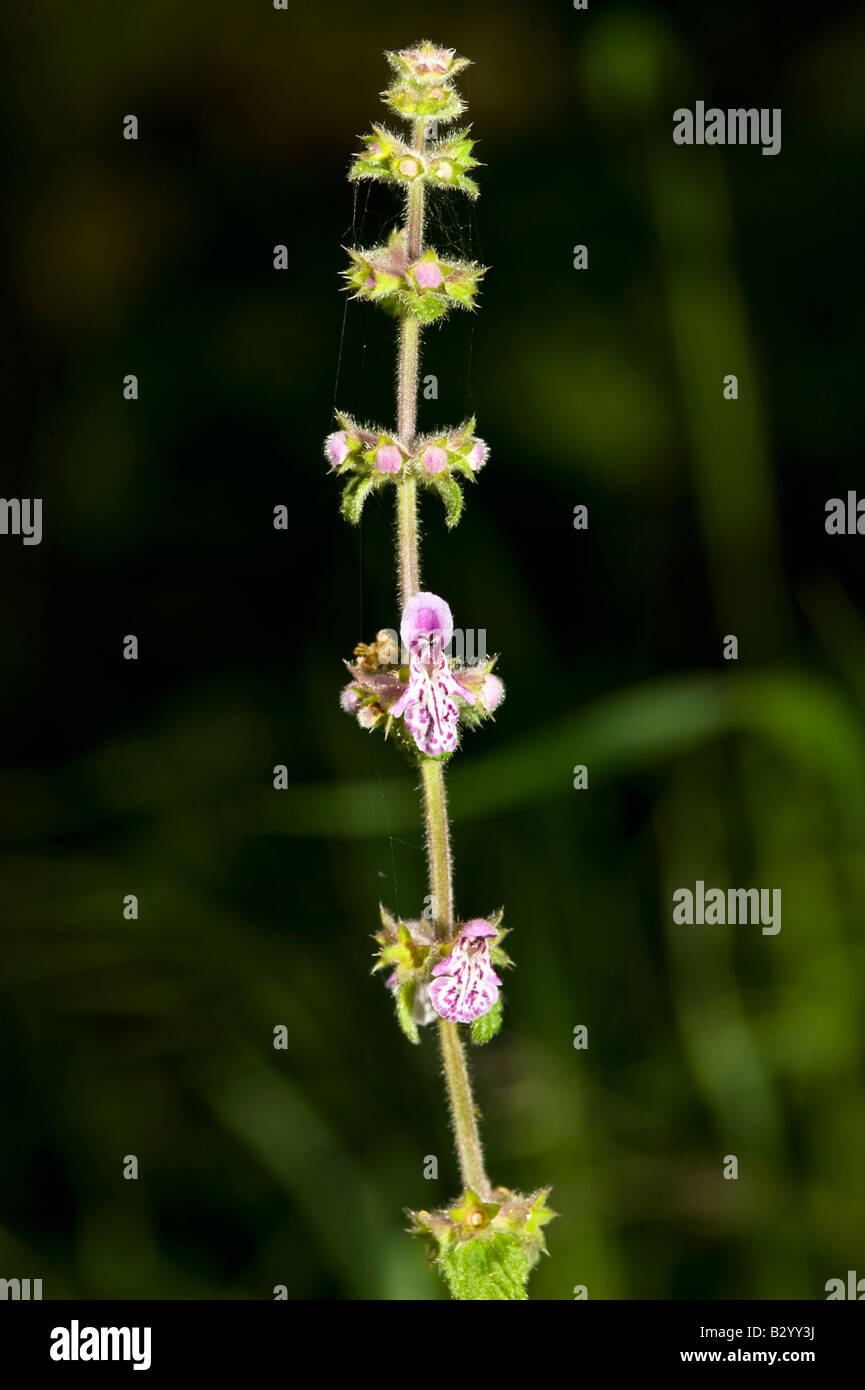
326 42 555 1301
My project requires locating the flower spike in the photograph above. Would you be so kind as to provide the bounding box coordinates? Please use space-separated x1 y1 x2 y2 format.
325 42 553 1301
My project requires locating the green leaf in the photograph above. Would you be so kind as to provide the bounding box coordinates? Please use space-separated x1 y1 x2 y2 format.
470 997 502 1045
395 980 420 1045
440 1231 529 1301
340 474 376 525
429 472 463 527
408 293 451 324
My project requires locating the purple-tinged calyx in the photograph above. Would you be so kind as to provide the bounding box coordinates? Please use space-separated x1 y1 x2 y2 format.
389 592 474 757
389 44 468 80
325 414 379 473
375 910 439 1041
430 919 502 1024
343 233 484 321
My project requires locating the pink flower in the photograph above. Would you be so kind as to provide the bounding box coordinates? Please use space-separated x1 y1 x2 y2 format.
401 591 454 648
375 444 403 474
340 684 361 713
430 920 502 1024
389 592 474 756
414 260 443 289
326 430 352 467
479 673 504 713
466 438 488 472
421 445 448 475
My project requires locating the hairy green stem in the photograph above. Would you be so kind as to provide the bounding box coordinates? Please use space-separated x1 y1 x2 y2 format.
438 1017 489 1198
395 119 427 606
421 759 490 1197
394 120 489 1200
420 757 453 941
396 312 420 607
407 118 426 258
396 468 420 608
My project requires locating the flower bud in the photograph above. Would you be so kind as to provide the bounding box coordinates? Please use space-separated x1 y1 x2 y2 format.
479 673 504 713
413 259 444 289
387 43 470 83
360 433 407 477
420 444 448 475
466 439 487 471
383 80 465 125
375 443 403 474
340 683 362 713
357 702 384 731
326 430 353 469
325 415 382 478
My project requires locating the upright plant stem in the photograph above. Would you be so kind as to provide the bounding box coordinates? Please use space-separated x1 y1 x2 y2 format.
395 120 490 1200
421 759 490 1198
438 1017 489 1197
395 119 426 609
420 758 453 939
396 314 420 608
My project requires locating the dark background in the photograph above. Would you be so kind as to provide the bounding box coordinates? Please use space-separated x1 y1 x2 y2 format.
1 0 864 1299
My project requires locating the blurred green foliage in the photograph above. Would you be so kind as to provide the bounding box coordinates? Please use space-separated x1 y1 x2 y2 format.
1 0 863 1299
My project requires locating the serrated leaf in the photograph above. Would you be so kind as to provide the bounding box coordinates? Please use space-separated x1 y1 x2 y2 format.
408 293 451 324
395 980 420 1045
470 997 502 1046
429 472 463 527
340 474 376 524
440 1231 529 1301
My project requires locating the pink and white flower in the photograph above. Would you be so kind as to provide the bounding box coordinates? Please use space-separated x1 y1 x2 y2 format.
430 920 502 1024
389 592 475 756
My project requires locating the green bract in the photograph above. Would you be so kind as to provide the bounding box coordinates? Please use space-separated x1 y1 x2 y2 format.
329 412 487 526
342 237 484 322
384 83 464 123
410 1188 556 1301
350 126 480 199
